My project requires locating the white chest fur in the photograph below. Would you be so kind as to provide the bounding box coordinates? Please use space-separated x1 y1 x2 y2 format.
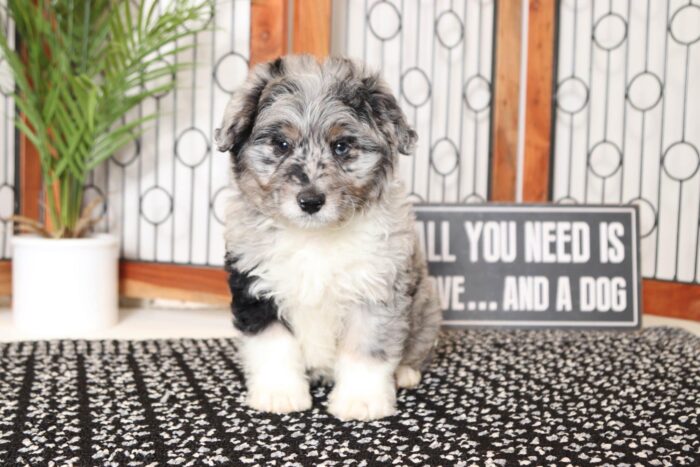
254 215 403 372
225 182 415 374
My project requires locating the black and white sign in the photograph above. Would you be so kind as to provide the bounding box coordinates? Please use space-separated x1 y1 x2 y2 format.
414 205 641 329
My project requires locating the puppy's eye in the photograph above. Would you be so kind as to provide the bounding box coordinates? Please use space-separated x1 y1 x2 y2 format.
332 141 351 157
273 139 292 155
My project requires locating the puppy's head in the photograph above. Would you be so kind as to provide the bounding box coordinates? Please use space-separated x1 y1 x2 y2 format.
215 55 416 228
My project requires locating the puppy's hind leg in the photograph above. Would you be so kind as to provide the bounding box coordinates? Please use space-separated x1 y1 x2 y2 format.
238 322 311 414
398 269 441 386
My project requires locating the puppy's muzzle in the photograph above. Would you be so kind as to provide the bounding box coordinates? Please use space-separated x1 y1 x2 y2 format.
297 190 326 214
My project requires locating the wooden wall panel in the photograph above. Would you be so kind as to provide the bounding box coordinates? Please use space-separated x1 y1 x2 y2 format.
292 0 331 59
250 0 288 65
522 0 556 202
491 0 522 201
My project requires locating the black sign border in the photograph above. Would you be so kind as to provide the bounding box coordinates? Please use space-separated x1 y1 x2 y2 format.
414 204 643 330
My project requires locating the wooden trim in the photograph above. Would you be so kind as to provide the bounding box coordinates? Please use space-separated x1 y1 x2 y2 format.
522 0 556 202
643 279 700 322
120 261 229 305
490 0 522 201
250 0 289 66
0 261 11 297
292 0 331 59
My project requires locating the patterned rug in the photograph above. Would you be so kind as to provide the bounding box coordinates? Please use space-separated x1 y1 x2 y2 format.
0 328 698 466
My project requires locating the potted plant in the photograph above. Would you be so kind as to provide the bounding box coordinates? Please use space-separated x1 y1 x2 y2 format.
0 0 210 337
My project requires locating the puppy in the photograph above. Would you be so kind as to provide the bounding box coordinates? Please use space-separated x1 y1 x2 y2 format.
215 55 441 421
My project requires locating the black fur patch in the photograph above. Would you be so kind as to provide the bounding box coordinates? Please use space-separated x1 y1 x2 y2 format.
230 80 266 171
258 80 301 112
269 57 285 77
285 163 310 185
225 254 279 335
251 122 286 144
334 74 415 156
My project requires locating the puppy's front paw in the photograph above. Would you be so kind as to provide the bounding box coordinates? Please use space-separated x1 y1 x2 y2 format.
247 383 311 414
395 365 421 388
327 387 396 421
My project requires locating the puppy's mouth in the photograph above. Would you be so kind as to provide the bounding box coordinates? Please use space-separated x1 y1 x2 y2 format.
283 210 338 230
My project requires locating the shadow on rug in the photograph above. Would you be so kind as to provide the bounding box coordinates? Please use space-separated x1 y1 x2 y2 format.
0 327 698 466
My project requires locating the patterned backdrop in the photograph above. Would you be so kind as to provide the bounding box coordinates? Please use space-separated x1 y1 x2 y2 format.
551 0 700 283
332 0 496 205
98 0 496 267
7 0 697 285
1 0 498 267
86 0 251 266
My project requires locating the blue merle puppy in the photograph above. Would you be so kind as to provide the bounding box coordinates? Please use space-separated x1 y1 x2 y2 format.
215 55 441 421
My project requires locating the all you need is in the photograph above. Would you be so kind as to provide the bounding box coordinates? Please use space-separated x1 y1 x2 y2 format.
417 220 629 313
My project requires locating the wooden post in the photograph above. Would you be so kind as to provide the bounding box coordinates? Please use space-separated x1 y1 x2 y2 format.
250 0 289 66
292 0 331 59
490 0 522 201
18 131 43 221
522 0 556 202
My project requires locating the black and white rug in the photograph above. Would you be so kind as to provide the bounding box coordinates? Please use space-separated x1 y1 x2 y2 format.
0 327 699 466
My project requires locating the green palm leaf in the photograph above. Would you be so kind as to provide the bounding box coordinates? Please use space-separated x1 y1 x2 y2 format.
0 0 211 237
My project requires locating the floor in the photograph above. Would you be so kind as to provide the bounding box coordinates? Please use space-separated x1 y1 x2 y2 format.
1 306 699 341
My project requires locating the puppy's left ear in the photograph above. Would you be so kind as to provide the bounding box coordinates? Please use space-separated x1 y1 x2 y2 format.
214 58 285 155
365 77 418 155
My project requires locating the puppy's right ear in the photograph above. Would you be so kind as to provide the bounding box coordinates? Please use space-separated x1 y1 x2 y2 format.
215 58 285 155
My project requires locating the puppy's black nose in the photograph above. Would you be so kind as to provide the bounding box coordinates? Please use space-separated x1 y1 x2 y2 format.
297 191 325 214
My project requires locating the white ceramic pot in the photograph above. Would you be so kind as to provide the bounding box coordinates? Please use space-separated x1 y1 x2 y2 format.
12 234 119 338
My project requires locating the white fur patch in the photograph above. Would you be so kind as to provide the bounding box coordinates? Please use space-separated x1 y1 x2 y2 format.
265 212 399 373
239 323 311 414
327 354 397 421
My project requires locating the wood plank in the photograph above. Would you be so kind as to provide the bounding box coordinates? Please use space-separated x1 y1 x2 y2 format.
643 280 700 321
19 130 43 220
522 0 556 202
292 0 331 59
120 261 229 305
16 22 45 223
490 0 522 201
250 0 289 66
0 261 11 297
